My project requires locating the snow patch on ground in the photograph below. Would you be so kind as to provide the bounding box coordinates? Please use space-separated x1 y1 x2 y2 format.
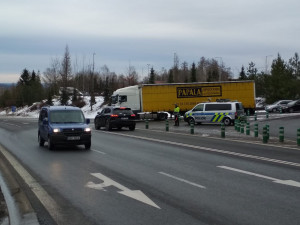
0 96 105 119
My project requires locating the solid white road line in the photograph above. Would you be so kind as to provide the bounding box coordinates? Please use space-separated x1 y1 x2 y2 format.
218 165 300 188
0 145 65 224
159 172 206 189
91 149 106 155
95 131 300 168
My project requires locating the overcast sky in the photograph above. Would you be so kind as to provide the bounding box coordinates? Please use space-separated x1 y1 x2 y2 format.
1 0 299 82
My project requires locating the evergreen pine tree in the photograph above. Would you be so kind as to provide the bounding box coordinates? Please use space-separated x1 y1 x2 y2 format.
190 63 197 82
239 66 247 80
46 91 53 106
168 69 174 83
60 88 69 105
149 67 155 84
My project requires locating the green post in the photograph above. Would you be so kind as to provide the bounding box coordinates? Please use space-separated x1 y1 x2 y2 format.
247 109 250 116
297 128 300 146
254 123 258 137
266 111 269 119
266 124 270 140
246 122 250 135
221 123 225 138
237 120 241 132
263 126 268 143
279 127 284 142
165 119 169 132
235 119 239 131
240 121 244 134
254 112 257 121
190 122 194 134
145 120 149 129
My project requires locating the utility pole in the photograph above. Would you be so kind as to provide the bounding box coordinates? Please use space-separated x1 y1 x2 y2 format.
265 55 272 74
91 53 96 111
147 64 150 76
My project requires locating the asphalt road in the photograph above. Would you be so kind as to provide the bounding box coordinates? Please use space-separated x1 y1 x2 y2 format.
0 116 299 225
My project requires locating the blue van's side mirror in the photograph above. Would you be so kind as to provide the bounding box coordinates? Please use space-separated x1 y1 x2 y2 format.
86 119 90 124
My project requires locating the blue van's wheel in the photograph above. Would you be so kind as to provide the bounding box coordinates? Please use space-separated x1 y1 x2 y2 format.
85 142 91 150
38 133 45 147
94 119 100 130
223 117 232 126
48 136 54 150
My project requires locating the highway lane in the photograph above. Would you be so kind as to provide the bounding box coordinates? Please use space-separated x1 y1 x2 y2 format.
0 117 299 225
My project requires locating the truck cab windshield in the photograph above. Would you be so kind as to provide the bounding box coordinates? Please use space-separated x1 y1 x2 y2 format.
119 95 127 102
111 95 118 104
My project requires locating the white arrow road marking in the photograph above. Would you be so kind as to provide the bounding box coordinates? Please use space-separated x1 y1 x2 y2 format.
85 173 160 209
218 166 300 188
159 172 206 189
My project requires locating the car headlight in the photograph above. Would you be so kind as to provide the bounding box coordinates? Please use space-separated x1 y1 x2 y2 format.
84 127 91 132
53 128 60 133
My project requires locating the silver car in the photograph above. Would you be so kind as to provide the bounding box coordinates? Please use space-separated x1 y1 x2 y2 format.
265 100 292 112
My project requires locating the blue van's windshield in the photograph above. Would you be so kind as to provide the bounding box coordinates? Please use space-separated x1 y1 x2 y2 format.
50 110 85 123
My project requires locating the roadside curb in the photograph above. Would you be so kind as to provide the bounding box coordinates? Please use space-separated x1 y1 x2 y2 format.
0 145 39 225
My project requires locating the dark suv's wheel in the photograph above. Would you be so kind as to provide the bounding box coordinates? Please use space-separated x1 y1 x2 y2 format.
105 119 112 131
129 125 135 131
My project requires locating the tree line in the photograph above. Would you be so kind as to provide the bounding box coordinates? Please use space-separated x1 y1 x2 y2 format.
0 45 299 108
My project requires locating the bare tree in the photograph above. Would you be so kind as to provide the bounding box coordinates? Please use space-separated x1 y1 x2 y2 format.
60 45 73 88
43 57 61 95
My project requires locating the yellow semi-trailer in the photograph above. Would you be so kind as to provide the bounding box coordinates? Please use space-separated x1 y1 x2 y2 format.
111 81 256 119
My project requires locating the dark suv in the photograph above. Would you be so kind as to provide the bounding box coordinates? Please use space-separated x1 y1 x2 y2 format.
38 106 91 150
94 106 136 131
283 99 300 113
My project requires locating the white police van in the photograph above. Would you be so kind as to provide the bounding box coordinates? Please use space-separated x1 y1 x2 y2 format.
184 101 244 126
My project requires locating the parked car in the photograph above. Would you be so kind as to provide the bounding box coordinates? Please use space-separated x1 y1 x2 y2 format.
282 99 300 113
184 101 245 126
265 100 292 113
94 106 136 131
38 106 91 150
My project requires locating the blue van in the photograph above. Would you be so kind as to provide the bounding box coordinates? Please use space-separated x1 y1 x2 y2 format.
38 106 91 150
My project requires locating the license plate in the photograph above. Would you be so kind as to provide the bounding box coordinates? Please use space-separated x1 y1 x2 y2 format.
121 117 128 120
67 136 80 140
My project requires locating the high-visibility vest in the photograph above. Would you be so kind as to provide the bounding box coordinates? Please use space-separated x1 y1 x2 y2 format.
174 106 180 115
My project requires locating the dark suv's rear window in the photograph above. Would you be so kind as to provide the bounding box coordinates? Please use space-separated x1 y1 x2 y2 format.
113 108 133 115
205 104 231 111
